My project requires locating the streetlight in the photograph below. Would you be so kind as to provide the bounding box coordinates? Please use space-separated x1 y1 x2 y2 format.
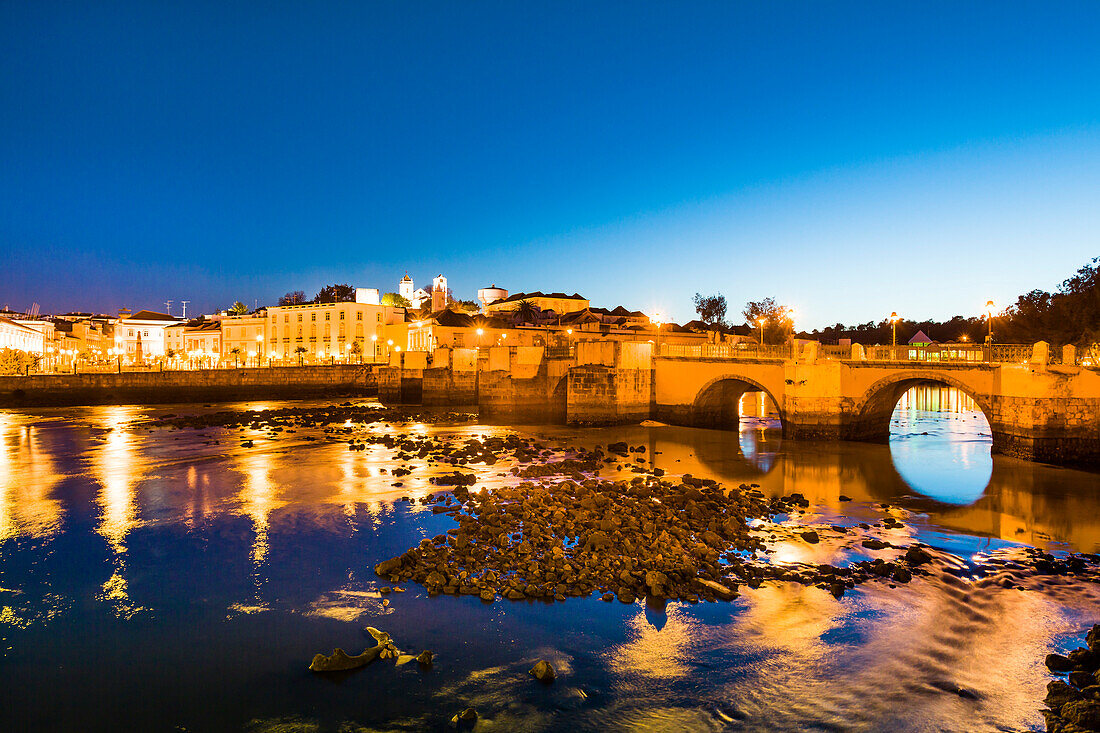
256 334 264 366
476 327 484 349
650 312 663 354
756 317 766 345
786 308 797 345
889 311 900 348
985 300 995 344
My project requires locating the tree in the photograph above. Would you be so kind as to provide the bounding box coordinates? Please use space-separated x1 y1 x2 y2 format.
0 348 38 375
228 301 248 315
742 298 795 344
279 291 307 306
693 293 728 327
349 340 363 362
381 292 412 308
454 299 480 314
513 299 538 325
229 346 242 366
294 345 307 365
314 284 356 304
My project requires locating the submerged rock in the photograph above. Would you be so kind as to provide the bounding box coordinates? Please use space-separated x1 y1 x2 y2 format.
308 646 382 672
530 659 556 683
450 707 478 729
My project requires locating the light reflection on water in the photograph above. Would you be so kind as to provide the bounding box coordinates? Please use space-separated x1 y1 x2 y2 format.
0 398 1098 731
890 384 993 505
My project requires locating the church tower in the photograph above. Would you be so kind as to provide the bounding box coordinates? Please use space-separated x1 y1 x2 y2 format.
398 274 414 302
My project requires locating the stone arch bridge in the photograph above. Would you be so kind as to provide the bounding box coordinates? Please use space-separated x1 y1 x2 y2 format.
378 340 1100 467
653 345 1099 466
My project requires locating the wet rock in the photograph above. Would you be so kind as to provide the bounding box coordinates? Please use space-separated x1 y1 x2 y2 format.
892 567 912 583
1048 653 1077 673
800 530 819 544
529 659 556 683
838 495 852 502
904 545 933 566
450 707 478 729
862 539 889 550
1062 700 1100 729
694 578 737 600
1046 680 1082 711
416 650 433 667
308 646 382 672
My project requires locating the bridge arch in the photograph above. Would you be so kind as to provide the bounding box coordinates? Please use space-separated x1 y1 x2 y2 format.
691 374 786 432
847 370 995 446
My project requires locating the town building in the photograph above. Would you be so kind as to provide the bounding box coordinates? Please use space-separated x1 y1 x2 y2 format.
0 316 46 354
265 300 404 363
219 310 268 363
484 291 591 317
114 309 185 363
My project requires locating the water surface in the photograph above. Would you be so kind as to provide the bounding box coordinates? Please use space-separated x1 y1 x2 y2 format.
2 392 1099 732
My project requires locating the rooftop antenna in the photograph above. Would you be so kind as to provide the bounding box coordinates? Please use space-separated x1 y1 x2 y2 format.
181 300 190 318
165 300 173 316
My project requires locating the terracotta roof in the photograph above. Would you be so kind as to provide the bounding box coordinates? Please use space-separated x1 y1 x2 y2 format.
125 310 180 322
494 291 587 304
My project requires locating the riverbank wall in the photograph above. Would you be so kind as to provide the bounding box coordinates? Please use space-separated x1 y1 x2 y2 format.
0 365 380 408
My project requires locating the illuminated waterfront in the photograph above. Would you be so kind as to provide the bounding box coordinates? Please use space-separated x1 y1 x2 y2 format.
2 392 1100 731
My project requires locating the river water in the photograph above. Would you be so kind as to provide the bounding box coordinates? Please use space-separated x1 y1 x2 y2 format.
3 388 1100 732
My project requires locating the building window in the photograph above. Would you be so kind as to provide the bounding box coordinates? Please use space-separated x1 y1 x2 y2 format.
325 313 330 321
284 315 289 323
297 314 302 322
143 331 149 337
339 312 345 320
356 313 362 321
311 314 316 322
128 330 133 337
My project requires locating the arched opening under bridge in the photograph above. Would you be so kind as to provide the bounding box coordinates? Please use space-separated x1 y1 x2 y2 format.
854 376 994 504
691 376 785 467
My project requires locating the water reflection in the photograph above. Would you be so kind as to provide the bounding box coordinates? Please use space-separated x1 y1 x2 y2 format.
88 406 146 618
889 385 993 504
0 413 64 541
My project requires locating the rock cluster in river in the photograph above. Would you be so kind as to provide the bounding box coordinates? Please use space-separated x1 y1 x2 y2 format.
1045 625 1100 732
374 473 944 603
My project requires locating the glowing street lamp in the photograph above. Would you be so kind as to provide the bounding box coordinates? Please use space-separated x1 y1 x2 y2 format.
889 311 900 347
756 316 766 345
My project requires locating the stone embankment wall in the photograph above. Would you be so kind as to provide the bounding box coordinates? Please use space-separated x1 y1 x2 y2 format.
0 365 379 408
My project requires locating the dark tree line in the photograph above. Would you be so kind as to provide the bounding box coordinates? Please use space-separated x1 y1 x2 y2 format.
693 258 1100 347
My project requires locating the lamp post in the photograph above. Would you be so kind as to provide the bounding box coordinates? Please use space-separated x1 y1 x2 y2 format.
256 334 264 367
985 300 995 344
889 311 900 356
756 317 766 346
650 312 662 355
371 334 378 363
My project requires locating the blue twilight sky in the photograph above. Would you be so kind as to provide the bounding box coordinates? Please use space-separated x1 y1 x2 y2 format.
1 2 1099 328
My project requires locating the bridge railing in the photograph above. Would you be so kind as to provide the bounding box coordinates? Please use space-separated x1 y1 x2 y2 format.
659 343 792 360
861 343 1033 364
658 341 1039 365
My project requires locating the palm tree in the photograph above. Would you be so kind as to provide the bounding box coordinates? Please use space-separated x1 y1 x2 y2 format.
229 347 242 367
294 345 307 366
514 299 538 326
